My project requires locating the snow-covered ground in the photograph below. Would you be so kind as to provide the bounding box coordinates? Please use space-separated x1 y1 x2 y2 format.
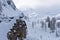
20 7 60 40
25 19 60 40
1 12 60 40
1 0 60 40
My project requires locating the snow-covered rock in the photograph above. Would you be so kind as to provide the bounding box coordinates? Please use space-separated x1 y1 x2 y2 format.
0 0 25 40
0 0 24 22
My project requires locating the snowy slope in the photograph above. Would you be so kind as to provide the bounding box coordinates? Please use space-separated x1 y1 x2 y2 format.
0 0 24 40
0 0 23 22
1 0 60 40
20 7 60 40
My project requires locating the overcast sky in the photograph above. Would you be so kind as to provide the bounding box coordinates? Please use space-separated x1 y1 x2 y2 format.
13 0 60 9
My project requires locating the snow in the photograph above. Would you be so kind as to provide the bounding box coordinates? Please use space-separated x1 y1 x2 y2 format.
25 17 60 40
20 7 60 40
0 0 21 17
1 0 60 40
0 0 23 40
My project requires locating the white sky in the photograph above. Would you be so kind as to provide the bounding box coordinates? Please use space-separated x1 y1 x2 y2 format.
13 0 60 9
